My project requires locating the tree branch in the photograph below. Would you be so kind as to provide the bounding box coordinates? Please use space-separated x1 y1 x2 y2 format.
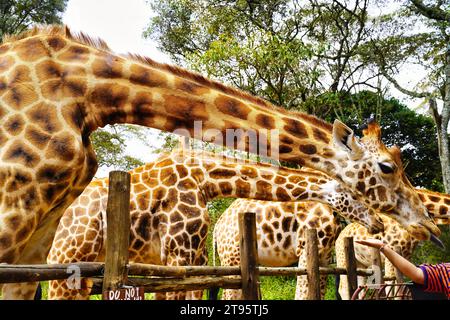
410 0 450 22
380 67 431 98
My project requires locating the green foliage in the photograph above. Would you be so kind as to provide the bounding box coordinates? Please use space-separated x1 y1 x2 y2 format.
146 0 321 108
0 0 68 41
324 275 337 300
412 226 450 265
260 276 296 300
90 125 151 171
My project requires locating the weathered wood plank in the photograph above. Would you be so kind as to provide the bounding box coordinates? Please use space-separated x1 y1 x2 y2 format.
102 171 131 296
306 229 321 300
239 212 260 300
344 237 358 298
0 263 104 283
92 277 242 294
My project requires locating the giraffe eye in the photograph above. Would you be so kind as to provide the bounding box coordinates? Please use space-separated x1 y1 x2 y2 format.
378 162 395 174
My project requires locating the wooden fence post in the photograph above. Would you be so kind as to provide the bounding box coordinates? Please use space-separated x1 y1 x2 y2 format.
344 237 358 299
306 229 321 300
102 171 131 297
238 212 260 300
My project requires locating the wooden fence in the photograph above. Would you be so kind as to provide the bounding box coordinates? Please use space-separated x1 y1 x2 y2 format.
0 171 399 300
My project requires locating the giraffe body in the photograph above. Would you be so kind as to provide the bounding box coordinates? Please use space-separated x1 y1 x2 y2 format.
0 25 439 277
335 190 450 300
42 149 377 300
214 199 340 300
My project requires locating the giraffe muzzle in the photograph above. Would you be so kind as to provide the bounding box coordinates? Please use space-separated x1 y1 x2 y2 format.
419 220 441 238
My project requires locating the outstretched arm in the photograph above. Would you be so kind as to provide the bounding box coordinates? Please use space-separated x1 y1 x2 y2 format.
355 239 424 284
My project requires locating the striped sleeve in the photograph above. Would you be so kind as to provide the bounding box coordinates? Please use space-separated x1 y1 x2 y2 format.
419 263 450 298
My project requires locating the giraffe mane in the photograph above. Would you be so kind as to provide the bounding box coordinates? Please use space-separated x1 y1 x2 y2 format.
2 24 333 134
1 24 111 51
127 52 333 132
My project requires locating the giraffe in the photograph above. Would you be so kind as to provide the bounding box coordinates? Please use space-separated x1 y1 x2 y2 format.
0 25 440 285
214 189 449 300
214 199 340 300
39 149 381 300
335 189 450 300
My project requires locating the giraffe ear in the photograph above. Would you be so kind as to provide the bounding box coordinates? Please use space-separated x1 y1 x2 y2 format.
332 120 363 160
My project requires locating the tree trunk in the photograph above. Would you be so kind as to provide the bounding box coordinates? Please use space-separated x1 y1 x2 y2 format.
441 47 450 193
431 47 450 193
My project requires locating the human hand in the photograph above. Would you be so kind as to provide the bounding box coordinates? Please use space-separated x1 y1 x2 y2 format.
355 239 385 250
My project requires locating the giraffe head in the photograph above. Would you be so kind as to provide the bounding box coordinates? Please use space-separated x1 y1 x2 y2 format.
333 120 439 241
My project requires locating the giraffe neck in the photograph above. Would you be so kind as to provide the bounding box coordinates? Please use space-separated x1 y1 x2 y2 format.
416 189 450 225
12 30 350 180
90 53 345 174
175 150 374 228
198 155 334 203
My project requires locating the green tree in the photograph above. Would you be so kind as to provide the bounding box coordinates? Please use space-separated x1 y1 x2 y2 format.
91 125 155 171
305 90 443 190
413 225 450 265
146 0 322 108
0 0 67 41
147 0 384 106
366 0 450 192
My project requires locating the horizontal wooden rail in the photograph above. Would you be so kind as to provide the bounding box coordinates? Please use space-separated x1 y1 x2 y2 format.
127 264 241 277
0 263 104 283
258 267 374 277
128 264 375 277
90 276 242 294
0 263 375 285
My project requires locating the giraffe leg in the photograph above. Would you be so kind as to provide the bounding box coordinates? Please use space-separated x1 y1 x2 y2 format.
220 253 243 300
47 202 105 300
384 258 396 285
336 245 350 300
160 236 205 300
220 261 243 300
319 275 328 300
2 282 39 300
295 249 308 300
48 278 93 300
383 258 402 299
185 247 208 300
154 292 167 300
294 246 330 300
1 210 64 300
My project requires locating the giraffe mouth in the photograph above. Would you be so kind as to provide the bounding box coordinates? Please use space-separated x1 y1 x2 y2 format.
419 220 441 238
